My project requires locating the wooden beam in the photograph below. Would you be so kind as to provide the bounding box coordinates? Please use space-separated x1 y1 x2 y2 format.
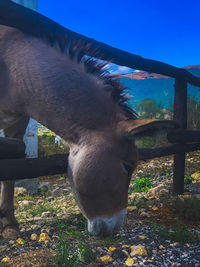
0 137 25 159
138 143 200 161
172 79 188 195
167 130 200 144
0 154 68 180
1 142 200 181
0 0 200 87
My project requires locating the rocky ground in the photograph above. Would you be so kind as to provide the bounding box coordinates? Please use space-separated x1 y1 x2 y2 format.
0 151 200 267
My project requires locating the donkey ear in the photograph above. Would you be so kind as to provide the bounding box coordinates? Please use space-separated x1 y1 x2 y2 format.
119 119 179 137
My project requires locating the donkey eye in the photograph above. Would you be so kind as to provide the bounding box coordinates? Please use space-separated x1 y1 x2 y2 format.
122 162 133 177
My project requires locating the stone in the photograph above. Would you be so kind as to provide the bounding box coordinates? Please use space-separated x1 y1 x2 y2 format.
31 225 40 230
147 184 166 196
127 206 137 212
30 234 38 241
38 182 50 194
41 211 51 218
52 187 63 197
2 227 20 239
130 245 147 257
98 255 113 264
140 211 151 218
19 200 34 206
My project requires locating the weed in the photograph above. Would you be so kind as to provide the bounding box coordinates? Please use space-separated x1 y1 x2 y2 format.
51 237 79 267
79 242 96 264
128 195 148 208
132 177 153 193
99 236 120 246
50 216 96 266
29 203 57 217
184 174 195 184
146 220 199 243
172 196 200 222
53 214 87 238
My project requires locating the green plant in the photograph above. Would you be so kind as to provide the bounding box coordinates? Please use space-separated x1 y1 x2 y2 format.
172 197 200 222
146 220 199 243
79 242 96 264
128 195 148 208
184 174 195 184
132 177 153 192
99 236 120 246
51 237 79 267
135 98 164 119
50 215 96 266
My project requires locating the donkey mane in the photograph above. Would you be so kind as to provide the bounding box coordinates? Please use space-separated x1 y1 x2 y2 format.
80 56 137 120
0 0 137 119
39 34 138 119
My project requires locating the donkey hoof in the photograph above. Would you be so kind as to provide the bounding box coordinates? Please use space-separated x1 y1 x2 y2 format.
2 226 20 239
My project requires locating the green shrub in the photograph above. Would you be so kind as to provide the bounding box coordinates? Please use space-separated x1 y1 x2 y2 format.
135 98 164 119
38 135 69 156
133 177 153 192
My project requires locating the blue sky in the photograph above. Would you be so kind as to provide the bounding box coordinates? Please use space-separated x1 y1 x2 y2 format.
39 0 200 72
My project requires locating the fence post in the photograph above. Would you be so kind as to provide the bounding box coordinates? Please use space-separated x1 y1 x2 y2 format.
173 78 187 194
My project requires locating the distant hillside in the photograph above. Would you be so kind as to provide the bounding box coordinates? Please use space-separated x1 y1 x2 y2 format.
121 65 200 110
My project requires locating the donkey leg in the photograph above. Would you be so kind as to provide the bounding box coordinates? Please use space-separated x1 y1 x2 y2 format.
0 116 29 239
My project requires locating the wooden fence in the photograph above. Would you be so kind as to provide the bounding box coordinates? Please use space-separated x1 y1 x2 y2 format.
0 0 200 194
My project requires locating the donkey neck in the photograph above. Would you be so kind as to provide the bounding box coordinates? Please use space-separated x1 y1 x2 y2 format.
14 37 122 142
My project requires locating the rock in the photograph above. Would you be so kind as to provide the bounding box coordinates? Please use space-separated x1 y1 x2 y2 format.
31 225 40 230
2 227 20 239
33 216 42 221
38 182 50 193
30 233 38 241
122 249 129 257
41 211 51 218
62 188 69 193
37 199 44 204
98 255 113 264
127 206 137 212
147 184 166 196
52 187 63 197
130 245 147 257
19 200 34 206
140 211 151 218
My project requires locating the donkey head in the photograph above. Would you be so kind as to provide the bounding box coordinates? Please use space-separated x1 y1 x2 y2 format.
67 119 177 237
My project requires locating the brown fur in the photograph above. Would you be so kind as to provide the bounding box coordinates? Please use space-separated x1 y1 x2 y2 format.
0 25 177 237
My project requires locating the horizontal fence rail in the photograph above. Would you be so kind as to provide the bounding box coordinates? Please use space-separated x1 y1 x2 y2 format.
0 154 68 180
0 143 200 180
0 137 25 159
167 130 200 144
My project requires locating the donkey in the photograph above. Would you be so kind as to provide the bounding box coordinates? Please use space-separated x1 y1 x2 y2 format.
0 2 177 239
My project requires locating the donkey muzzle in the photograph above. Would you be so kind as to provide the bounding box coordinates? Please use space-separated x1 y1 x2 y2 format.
87 209 126 237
